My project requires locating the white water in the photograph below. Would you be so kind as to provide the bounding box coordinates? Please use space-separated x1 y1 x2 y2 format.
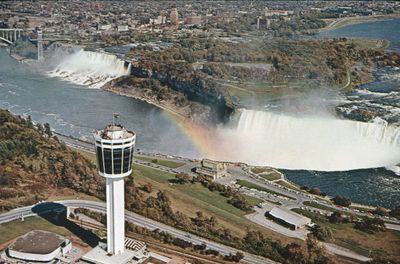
213 109 400 171
47 49 130 88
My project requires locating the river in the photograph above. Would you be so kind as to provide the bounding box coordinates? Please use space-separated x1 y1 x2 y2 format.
1 19 400 208
281 19 400 209
0 49 200 158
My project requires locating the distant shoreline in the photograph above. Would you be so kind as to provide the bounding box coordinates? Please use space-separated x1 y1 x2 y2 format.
319 13 400 32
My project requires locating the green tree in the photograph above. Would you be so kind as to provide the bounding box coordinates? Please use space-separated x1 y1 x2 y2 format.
332 195 351 207
311 225 332 241
173 172 192 184
44 123 52 137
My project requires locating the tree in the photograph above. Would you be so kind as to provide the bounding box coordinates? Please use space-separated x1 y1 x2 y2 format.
26 115 34 128
311 225 332 241
173 172 192 184
309 187 322 196
332 195 351 207
143 182 153 193
281 243 307 264
224 252 244 262
389 206 400 220
355 217 386 233
194 242 207 251
36 123 44 134
329 212 343 224
44 123 52 137
306 235 335 264
373 206 389 216
228 192 252 211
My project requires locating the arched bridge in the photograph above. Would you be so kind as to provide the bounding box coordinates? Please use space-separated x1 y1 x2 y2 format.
0 28 25 45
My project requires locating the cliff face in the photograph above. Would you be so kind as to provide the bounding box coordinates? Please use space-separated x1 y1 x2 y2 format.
103 76 212 123
129 65 235 124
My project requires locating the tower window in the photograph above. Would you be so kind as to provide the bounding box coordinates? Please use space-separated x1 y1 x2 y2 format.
113 148 122 174
96 147 104 173
103 148 112 174
123 147 131 173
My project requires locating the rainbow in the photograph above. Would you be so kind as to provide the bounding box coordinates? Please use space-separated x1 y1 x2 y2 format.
164 111 221 160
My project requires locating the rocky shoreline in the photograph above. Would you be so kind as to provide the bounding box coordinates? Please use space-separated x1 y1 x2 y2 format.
102 75 213 125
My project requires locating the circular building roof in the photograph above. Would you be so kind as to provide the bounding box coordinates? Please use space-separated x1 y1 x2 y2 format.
8 230 67 255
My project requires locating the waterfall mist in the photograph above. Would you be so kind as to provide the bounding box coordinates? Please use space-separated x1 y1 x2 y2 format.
210 109 400 171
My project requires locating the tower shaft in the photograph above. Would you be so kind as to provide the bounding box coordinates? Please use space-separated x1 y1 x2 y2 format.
106 177 125 254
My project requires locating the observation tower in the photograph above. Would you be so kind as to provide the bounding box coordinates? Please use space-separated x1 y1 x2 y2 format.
94 115 135 255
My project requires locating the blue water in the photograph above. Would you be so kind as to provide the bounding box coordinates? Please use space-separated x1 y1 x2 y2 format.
283 168 399 208
0 49 199 157
317 18 400 51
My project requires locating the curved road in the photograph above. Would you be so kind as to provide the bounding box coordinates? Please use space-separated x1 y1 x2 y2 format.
0 200 275 264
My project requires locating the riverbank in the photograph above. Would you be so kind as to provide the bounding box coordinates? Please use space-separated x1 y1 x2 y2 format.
102 76 214 125
320 13 400 32
102 85 190 122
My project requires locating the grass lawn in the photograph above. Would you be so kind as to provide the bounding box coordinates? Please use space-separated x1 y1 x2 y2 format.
303 201 350 215
259 172 281 181
244 195 264 206
134 155 185 169
265 199 283 206
236 179 295 200
47 193 101 202
70 146 295 243
251 167 269 174
133 165 292 242
0 216 81 245
276 180 300 190
133 164 176 183
292 208 400 261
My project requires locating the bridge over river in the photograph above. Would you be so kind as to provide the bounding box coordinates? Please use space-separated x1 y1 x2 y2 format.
0 28 25 44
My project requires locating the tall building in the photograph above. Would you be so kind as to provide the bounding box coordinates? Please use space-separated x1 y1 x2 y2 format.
94 119 136 255
170 8 179 26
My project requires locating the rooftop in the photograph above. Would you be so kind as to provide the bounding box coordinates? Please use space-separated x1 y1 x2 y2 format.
95 124 135 140
269 207 311 227
8 230 67 255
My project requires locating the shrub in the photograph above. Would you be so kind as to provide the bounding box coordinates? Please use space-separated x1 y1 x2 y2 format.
332 195 351 207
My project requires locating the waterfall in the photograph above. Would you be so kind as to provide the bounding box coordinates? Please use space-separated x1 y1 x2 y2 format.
47 49 131 88
213 109 400 171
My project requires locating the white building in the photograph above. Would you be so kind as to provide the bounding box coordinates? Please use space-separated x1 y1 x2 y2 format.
5 230 71 262
117 25 129 32
196 159 228 181
99 24 112 31
267 207 312 230
265 7 293 17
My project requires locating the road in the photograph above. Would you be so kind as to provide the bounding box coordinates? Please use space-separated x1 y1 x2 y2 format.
323 243 371 262
0 200 276 264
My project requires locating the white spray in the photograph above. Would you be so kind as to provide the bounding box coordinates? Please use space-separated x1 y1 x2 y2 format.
47 49 131 88
212 109 400 171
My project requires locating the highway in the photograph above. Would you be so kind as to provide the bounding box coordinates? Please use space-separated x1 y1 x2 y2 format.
0 200 276 264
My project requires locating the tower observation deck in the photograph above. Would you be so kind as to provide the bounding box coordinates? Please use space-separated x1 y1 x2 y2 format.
94 123 136 255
